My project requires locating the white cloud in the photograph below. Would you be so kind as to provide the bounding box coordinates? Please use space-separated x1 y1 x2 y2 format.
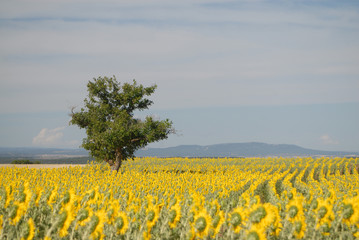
32 126 80 147
320 134 339 145
32 127 65 146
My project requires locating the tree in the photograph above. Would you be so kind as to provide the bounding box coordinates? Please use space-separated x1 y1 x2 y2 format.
70 76 174 171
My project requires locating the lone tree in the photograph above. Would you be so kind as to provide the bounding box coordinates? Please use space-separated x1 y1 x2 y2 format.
70 76 174 171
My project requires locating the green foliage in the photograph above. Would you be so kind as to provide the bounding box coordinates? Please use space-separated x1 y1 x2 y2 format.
70 76 174 170
11 159 40 164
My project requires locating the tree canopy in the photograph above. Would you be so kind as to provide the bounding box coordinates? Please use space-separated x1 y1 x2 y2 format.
70 76 174 171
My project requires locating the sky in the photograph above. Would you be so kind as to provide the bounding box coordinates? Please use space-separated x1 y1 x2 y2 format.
0 0 358 152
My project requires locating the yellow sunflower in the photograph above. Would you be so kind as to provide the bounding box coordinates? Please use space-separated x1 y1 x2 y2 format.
247 202 281 237
90 209 107 240
10 204 20 225
28 218 35 240
342 196 359 226
191 193 205 216
146 202 161 230
239 193 251 207
230 206 246 233
20 218 35 240
22 183 32 207
248 203 266 225
246 223 267 240
192 208 212 238
265 204 282 236
1 186 9 208
59 209 75 237
106 200 120 224
212 210 225 236
210 199 221 216
116 212 129 235
317 222 331 236
169 203 181 229
59 190 77 237
286 195 305 223
315 198 334 230
34 187 43 206
293 217 306 239
47 187 58 209
76 208 91 228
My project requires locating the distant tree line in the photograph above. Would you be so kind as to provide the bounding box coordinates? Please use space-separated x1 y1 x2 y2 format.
0 157 93 164
11 159 41 164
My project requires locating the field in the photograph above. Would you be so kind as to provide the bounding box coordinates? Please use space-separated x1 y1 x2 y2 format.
1 157 359 240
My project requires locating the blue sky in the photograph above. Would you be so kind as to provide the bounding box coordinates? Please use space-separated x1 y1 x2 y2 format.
0 0 358 152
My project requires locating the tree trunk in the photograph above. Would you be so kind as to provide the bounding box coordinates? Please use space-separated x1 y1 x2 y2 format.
110 150 123 172
110 159 122 172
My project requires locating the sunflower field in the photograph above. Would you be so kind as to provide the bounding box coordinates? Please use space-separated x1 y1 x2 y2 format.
0 157 359 240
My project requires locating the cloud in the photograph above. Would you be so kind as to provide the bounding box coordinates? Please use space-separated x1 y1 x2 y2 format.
320 134 339 145
32 127 65 146
32 126 81 147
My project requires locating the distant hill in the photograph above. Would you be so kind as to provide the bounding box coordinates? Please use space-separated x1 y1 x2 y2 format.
0 147 92 164
0 147 90 164
135 142 358 158
0 147 88 159
0 143 358 164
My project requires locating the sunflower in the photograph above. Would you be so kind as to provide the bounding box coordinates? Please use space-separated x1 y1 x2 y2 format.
22 183 32 207
168 203 181 229
342 196 359 226
59 209 75 237
210 199 221 217
192 208 212 238
76 208 91 228
87 186 101 206
107 200 120 224
212 210 225 236
10 204 20 225
286 195 305 223
239 193 251 207
34 187 43 206
90 209 107 240
22 218 35 240
251 195 261 206
47 187 58 209
146 194 156 206
116 212 129 235
2 186 11 208
146 202 161 230
246 223 267 240
191 193 205 216
230 206 246 233
265 204 282 236
315 198 334 230
293 217 306 239
10 185 32 225
248 204 267 225
128 202 141 216
317 222 331 236
286 188 298 201
59 190 77 237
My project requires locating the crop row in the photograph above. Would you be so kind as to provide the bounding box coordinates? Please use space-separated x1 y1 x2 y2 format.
0 157 358 239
